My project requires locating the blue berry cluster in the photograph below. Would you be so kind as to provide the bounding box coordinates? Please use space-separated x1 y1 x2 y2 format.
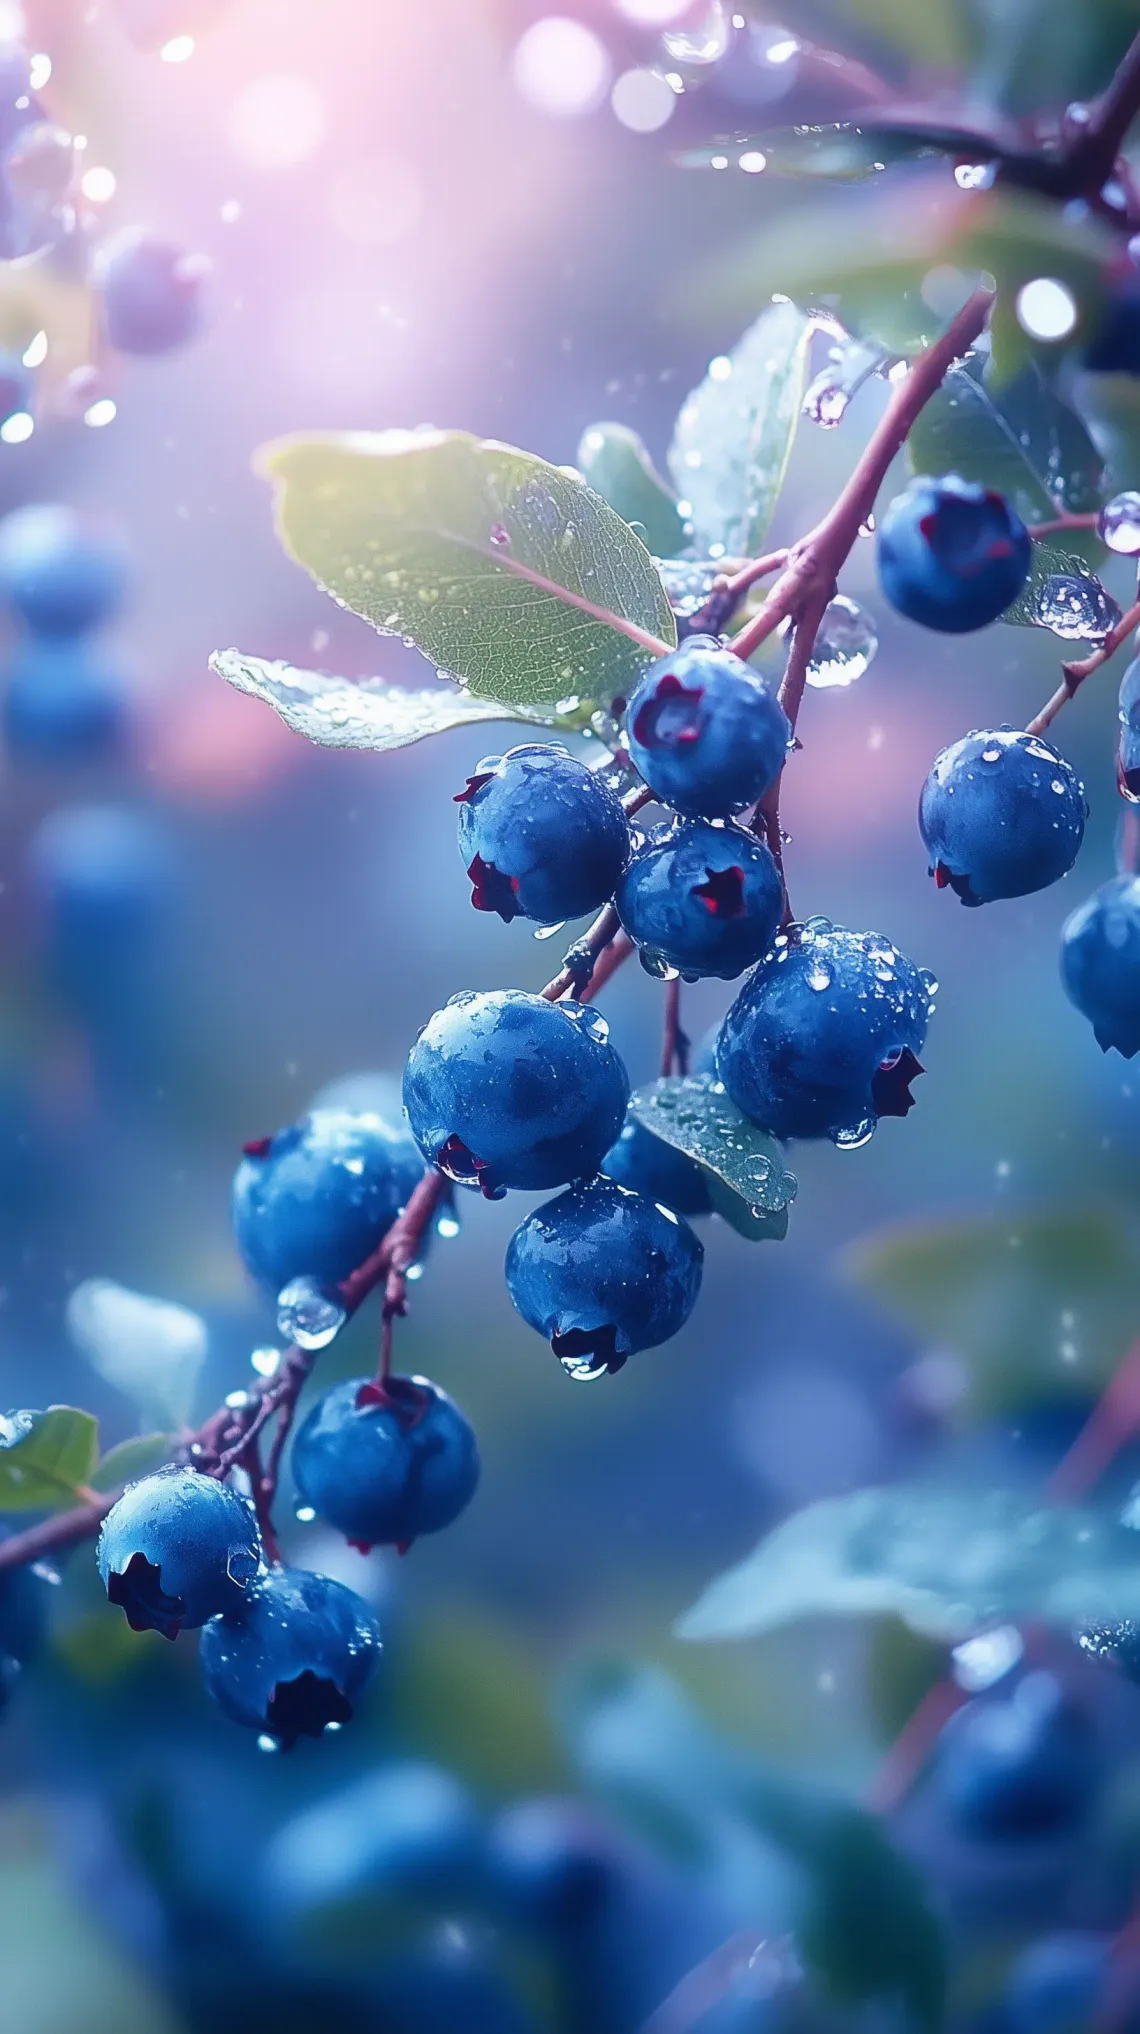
0 505 132 764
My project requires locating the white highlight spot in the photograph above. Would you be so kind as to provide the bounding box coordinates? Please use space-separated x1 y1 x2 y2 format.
160 35 195 63
21 330 47 368
230 74 327 170
84 398 117 428
611 68 675 133
512 18 611 119
0 412 33 443
738 150 767 173
80 165 116 202
1016 276 1078 341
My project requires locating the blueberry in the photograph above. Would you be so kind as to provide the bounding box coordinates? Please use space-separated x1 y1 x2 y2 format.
1084 282 1140 375
934 1670 1098 1838
919 729 1085 906
232 1108 423 1297
266 1762 480 1912
199 1564 382 1746
1060 876 1140 1055
4 637 126 763
0 505 130 637
878 474 1031 633
601 1116 712 1217
1003 1933 1109 2034
291 1374 479 1552
403 990 629 1198
1118 654 1140 800
456 744 630 924
505 1177 703 1377
623 637 790 818
615 817 782 980
487 1798 617 1931
95 228 209 355
30 805 173 948
716 916 934 1144
97 1466 261 1639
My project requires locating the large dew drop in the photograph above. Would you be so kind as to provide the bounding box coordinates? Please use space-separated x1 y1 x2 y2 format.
276 1277 347 1351
805 595 878 688
1099 491 1140 556
1032 573 1121 643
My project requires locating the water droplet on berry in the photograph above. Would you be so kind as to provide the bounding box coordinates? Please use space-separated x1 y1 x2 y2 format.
276 1277 347 1350
1099 492 1140 554
834 1118 875 1149
639 949 680 980
806 964 832 991
558 1350 611 1382
436 1213 461 1240
295 1505 316 1522
1033 572 1122 642
257 1733 281 1753
533 920 567 940
805 595 878 688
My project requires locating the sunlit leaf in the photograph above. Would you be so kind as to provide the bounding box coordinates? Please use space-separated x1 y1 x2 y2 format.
678 1484 1140 1643
209 650 540 752
908 352 1105 525
259 429 676 709
627 1075 797 1238
575 422 688 557
66 1280 207 1433
0 1407 99 1511
668 299 813 557
91 1434 174 1494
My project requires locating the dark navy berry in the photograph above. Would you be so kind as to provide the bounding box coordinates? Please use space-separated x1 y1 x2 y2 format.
505 1177 703 1377
1084 283 1140 375
1118 654 1140 800
487 1798 618 1931
623 637 790 818
455 743 630 924
232 1108 423 1296
615 817 782 980
403 989 629 1199
1004 1934 1109 2034
1061 877 1140 1056
199 1564 381 1746
95 228 209 355
878 474 1031 633
97 1466 261 1639
0 504 130 637
919 728 1085 906
266 1761 481 1912
716 916 935 1144
601 1116 712 1217
934 1670 1098 1838
291 1374 479 1552
3 637 126 763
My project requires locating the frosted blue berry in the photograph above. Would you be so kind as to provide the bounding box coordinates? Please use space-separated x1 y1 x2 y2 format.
623 637 790 818
456 743 630 924
95 227 209 355
0 504 130 637
97 1465 261 1639
934 1670 1098 1838
231 1108 423 1296
878 474 1030 633
616 817 782 979
1060 876 1140 1056
199 1564 381 1745
919 729 1085 906
3 638 126 763
291 1374 479 1552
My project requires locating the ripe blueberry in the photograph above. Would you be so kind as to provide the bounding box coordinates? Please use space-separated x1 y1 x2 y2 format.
615 818 782 980
1119 654 1140 800
97 1466 261 1639
3 638 125 763
232 1108 423 1296
716 916 935 1144
403 989 629 1198
456 744 630 924
919 728 1085 906
602 1116 712 1217
623 637 791 818
95 228 209 355
1004 1934 1109 2034
266 1761 480 1912
505 1176 703 1377
487 1797 618 1931
291 1374 479 1552
877 474 1031 633
1060 876 1140 1055
934 1670 1098 1838
0 505 130 637
199 1563 382 1746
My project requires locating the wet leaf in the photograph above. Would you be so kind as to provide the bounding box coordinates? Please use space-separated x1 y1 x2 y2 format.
678 1484 1140 1643
0 1407 99 1511
91 1434 173 1494
668 299 813 557
1001 542 1115 636
628 1075 796 1238
210 650 540 752
908 352 1105 525
676 123 951 182
575 422 688 557
258 429 676 709
66 1280 206 1433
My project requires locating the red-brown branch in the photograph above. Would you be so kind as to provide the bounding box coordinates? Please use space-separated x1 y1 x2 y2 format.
1026 594 1140 736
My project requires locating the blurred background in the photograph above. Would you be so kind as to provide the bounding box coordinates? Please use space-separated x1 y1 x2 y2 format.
3 1 1140 2029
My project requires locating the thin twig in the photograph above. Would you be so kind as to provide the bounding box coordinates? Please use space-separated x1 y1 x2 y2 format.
1064 25 1140 196
1026 511 1101 540
1026 594 1140 737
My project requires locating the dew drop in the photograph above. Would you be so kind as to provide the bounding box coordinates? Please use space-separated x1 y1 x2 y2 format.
1099 491 1140 556
1032 571 1122 642
276 1276 347 1350
805 594 878 689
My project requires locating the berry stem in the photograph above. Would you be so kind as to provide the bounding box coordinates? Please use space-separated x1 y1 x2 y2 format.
660 976 689 1077
1026 590 1140 736
1063 24 1140 197
690 549 790 638
1026 511 1101 539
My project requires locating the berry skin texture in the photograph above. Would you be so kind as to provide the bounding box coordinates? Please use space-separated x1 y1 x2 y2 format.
602 1116 712 1217
3 638 125 764
615 818 782 980
95 228 209 355
505 1177 703 1378
716 916 935 1145
877 474 1031 633
1060 875 1140 1056
291 1374 480 1552
456 743 630 925
231 1107 423 1296
623 636 791 819
403 989 629 1199
199 1564 381 1746
97 1466 261 1640
919 728 1085 907
934 1670 1098 1838
0 504 130 637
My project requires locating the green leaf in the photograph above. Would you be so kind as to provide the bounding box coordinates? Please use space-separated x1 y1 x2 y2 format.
561 1663 945 2030
575 423 688 557
843 1204 1140 1413
668 299 813 556
908 352 1106 525
676 124 948 182
259 429 676 710
90 1434 173 1494
0 1407 99 1511
210 649 544 752
1000 541 1116 637
677 1483 1140 1644
816 0 975 64
627 1075 797 1237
